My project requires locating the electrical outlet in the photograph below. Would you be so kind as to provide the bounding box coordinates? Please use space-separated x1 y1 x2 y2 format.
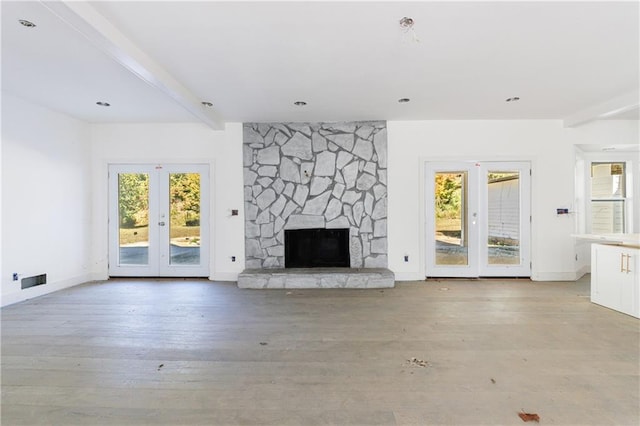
404 255 409 262
231 256 236 262
12 273 18 281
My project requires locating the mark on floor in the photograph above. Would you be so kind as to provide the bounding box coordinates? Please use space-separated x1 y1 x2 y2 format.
518 411 540 422
407 357 430 367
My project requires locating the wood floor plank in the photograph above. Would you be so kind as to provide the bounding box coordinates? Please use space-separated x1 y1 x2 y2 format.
2 277 638 425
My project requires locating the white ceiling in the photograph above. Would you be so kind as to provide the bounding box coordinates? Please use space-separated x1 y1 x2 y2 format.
2 1 638 126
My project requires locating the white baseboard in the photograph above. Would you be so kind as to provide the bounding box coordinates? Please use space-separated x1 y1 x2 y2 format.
1 273 93 307
90 272 109 282
211 271 240 282
531 271 582 282
574 265 590 280
392 272 423 281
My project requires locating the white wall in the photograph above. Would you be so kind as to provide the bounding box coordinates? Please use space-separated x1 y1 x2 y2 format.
0 95 3 301
1 100 635 298
1 93 92 306
572 124 640 276
387 119 638 281
89 122 245 281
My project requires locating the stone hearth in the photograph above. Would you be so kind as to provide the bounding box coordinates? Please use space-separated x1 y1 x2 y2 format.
237 268 395 289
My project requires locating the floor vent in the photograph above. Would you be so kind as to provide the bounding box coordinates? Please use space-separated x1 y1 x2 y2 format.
21 274 47 290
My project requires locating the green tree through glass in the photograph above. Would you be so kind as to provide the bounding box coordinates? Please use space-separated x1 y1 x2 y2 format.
118 174 149 228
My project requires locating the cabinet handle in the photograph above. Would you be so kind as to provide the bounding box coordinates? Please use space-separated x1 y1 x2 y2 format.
621 253 626 273
626 254 631 274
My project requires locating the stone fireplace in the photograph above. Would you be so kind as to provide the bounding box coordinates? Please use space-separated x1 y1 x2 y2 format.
242 121 388 267
238 121 394 289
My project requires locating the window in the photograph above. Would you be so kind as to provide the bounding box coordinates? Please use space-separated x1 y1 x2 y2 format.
590 162 626 234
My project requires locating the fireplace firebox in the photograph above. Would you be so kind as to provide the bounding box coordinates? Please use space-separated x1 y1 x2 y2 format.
285 228 350 268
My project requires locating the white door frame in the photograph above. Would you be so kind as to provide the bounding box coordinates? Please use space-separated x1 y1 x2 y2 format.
108 164 210 277
425 160 531 278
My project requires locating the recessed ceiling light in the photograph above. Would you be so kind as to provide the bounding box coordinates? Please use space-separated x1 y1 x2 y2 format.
506 97 520 102
294 101 307 106
96 101 110 107
398 98 411 103
18 19 36 28
201 101 213 107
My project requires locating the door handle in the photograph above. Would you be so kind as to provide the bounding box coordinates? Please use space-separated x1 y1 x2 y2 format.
621 253 626 273
159 221 165 226
626 254 631 274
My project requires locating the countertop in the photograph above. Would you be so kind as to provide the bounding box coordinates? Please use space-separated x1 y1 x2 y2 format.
572 233 640 248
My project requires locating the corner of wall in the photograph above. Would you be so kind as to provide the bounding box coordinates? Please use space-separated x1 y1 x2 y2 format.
2 93 93 304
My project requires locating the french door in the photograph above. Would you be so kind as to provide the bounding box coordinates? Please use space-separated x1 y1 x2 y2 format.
108 164 209 277
426 161 531 277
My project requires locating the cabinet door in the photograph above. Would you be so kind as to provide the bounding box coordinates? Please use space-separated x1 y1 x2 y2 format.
591 244 639 318
591 245 623 311
620 251 639 318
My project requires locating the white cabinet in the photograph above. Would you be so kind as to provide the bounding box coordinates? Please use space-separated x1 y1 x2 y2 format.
591 243 639 318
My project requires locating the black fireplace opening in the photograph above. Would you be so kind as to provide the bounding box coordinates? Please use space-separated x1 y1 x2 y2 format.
285 228 350 268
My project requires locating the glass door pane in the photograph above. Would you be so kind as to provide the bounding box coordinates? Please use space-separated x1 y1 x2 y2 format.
479 162 531 277
486 171 520 265
169 173 201 265
118 173 149 265
435 172 468 265
426 162 478 278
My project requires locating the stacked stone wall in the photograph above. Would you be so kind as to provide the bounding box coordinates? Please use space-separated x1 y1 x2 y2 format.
243 121 388 269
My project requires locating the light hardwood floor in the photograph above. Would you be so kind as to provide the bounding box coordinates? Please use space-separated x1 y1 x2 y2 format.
1 276 638 425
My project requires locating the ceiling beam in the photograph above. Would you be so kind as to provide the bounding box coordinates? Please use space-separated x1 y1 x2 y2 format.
563 90 639 128
40 0 225 130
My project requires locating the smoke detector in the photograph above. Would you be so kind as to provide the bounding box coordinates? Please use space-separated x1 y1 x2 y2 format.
399 17 420 43
399 17 414 28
